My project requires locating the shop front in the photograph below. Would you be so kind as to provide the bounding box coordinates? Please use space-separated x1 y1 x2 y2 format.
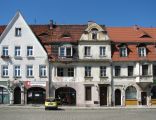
0 86 10 104
125 86 138 105
24 81 47 104
55 87 76 105
151 86 156 105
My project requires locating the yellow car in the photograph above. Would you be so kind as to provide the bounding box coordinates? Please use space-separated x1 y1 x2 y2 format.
45 98 58 110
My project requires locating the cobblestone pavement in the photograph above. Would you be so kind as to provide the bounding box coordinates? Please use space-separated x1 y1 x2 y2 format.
0 107 156 120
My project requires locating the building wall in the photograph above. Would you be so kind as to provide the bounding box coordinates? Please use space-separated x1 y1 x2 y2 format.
0 12 48 104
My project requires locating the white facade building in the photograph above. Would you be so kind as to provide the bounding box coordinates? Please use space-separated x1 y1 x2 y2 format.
0 12 48 104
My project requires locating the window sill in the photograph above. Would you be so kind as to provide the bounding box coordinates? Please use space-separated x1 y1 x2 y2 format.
99 55 106 57
14 56 22 60
84 55 92 57
27 56 35 59
1 55 10 59
84 76 93 78
14 76 22 78
27 76 34 78
2 76 9 78
100 76 108 78
39 76 47 78
140 75 152 77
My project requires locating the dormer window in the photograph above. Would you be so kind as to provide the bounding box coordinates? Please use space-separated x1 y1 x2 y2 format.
91 28 98 40
120 47 127 57
138 47 146 57
118 43 128 57
15 28 21 37
59 45 72 58
137 43 146 57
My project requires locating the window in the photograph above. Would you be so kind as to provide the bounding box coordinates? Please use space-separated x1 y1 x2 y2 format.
126 86 137 99
100 47 106 56
153 65 156 77
84 46 91 56
15 28 21 37
14 66 21 77
59 46 72 57
60 47 65 56
128 66 133 76
85 86 91 101
85 66 91 77
2 47 8 56
2 65 8 77
115 66 121 76
142 65 148 76
15 46 21 57
68 68 74 77
27 65 33 77
57 68 64 77
91 28 98 40
100 66 106 77
40 65 47 77
120 47 127 57
138 47 146 57
27 46 33 57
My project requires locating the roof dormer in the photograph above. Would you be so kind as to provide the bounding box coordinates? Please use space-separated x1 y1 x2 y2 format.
80 22 109 41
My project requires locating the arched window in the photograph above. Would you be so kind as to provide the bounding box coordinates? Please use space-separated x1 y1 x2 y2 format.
91 28 98 40
125 86 137 99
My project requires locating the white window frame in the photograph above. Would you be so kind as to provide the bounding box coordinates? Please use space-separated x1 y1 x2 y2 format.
59 46 72 57
99 46 106 57
39 65 47 77
120 47 127 57
84 46 91 57
138 47 146 57
15 28 22 37
2 65 8 77
100 66 106 77
85 66 91 77
15 46 21 57
27 65 33 77
14 65 21 77
27 46 33 57
2 46 8 56
91 28 98 40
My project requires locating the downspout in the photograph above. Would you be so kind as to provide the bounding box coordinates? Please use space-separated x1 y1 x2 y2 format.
48 60 52 97
111 60 114 106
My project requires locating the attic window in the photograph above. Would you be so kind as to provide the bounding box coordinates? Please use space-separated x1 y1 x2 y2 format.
61 32 71 38
15 28 21 37
140 34 151 38
91 28 98 40
39 32 49 36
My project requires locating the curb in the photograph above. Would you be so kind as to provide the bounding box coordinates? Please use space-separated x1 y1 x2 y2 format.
1 105 156 110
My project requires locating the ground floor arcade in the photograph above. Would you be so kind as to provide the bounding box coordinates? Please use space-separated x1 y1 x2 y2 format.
1 81 156 106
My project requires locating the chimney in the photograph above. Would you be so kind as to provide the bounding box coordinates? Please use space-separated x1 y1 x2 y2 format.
88 21 95 26
49 20 53 30
133 25 140 30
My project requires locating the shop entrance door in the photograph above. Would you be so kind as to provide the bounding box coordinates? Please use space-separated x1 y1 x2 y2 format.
14 87 21 104
99 86 107 106
141 92 147 105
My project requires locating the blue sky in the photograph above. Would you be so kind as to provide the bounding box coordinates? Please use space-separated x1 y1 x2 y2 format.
0 0 156 27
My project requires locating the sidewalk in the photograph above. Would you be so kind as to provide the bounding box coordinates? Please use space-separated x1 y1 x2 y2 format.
1 104 156 110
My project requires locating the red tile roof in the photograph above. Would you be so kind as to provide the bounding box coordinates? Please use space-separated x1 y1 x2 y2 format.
30 25 87 43
1 24 156 61
107 26 156 42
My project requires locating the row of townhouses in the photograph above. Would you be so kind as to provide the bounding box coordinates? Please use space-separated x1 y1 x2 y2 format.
0 12 156 106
